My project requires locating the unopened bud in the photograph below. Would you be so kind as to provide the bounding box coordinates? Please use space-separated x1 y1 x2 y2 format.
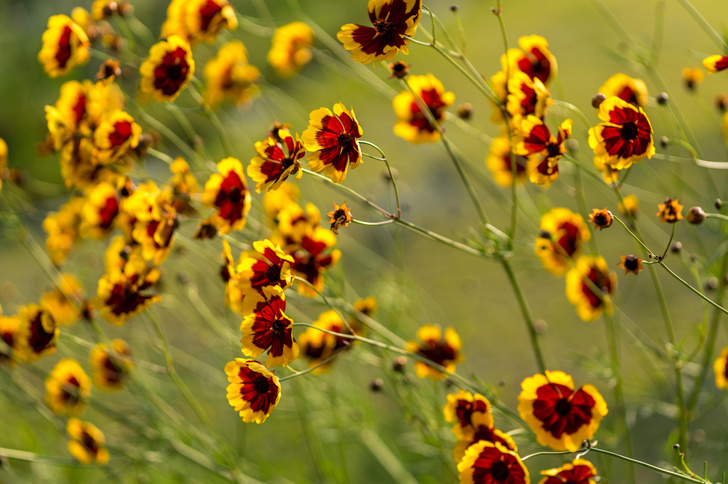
686 206 706 225
457 103 473 120
656 92 669 105
591 93 606 108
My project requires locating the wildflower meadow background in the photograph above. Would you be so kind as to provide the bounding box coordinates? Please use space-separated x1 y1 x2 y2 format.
1 0 728 483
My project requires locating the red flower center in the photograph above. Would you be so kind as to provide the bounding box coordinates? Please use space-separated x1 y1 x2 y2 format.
620 122 638 141
62 376 81 404
28 312 54 353
533 383 595 439
198 0 223 32
81 430 100 455
55 25 74 69
490 461 511 481
265 264 282 283
253 375 270 394
153 47 191 96
109 121 133 148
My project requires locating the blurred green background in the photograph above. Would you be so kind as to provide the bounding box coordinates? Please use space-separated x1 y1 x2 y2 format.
1 0 728 482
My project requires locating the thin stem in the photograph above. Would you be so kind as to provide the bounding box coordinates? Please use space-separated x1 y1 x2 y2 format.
293 276 356 335
676 0 726 49
302 168 393 218
360 140 401 217
393 218 486 259
352 219 396 226
190 80 234 156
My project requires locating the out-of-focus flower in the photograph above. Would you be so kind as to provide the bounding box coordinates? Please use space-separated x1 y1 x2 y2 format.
714 347 728 390
507 71 552 123
204 41 261 107
588 97 654 170
501 34 557 85
598 73 648 108
393 74 454 143
618 194 639 219
268 22 315 78
239 287 298 367
587 208 612 230
535 208 590 276
67 418 109 465
289 227 342 296
44 197 84 266
457 441 529 484
703 55 728 74
40 274 84 327
327 202 353 235
38 15 90 77
486 136 527 187
90 339 133 390
518 370 608 451
405 325 463 380
539 459 598 484
95 255 161 326
617 255 643 275
337 0 422 64
225 359 281 423
46 358 91 415
139 36 195 102
0 138 7 190
566 255 616 322
298 309 356 373
656 197 683 223
92 109 141 165
161 0 237 45
80 182 120 239
682 67 704 90
202 157 251 234
247 129 305 193
302 103 363 183
16 304 58 362
167 157 199 213
0 316 21 367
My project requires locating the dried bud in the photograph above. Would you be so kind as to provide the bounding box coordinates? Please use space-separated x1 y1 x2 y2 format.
194 220 217 240
706 277 719 291
716 93 728 112
671 241 682 253
392 356 407 373
656 92 669 105
591 93 607 108
96 59 121 81
456 103 473 120
660 136 669 148
686 206 706 225
369 378 384 392
388 61 410 79
450 5 459 11
715 198 723 210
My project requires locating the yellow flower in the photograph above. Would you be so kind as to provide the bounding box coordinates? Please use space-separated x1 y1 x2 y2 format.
46 358 91 415
457 441 529 484
566 256 616 321
16 304 59 362
38 15 90 77
40 273 84 327
268 22 315 78
656 197 683 223
682 67 704 90
393 74 454 143
535 208 590 276
486 136 527 187
67 418 109 465
618 194 639 219
247 129 305 193
43 197 84 265
0 137 7 190
236 239 295 294
92 109 141 165
201 157 251 234
298 309 354 373
204 41 261 107
80 182 120 239
405 325 463 379
0 315 21 367
225 359 281 423
538 459 598 484
161 0 237 45
239 287 299 367
139 36 195 102
714 347 728 390
501 34 557 86
444 390 494 440
90 339 133 390
95 254 161 326
598 73 648 108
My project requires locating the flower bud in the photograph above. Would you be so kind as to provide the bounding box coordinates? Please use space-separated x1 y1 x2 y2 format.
686 206 706 225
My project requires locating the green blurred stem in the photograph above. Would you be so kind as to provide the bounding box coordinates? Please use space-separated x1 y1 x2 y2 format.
360 430 419 484
359 140 401 217
301 168 393 218
190 80 234 156
294 276 357 335
353 219 396 226
676 0 727 49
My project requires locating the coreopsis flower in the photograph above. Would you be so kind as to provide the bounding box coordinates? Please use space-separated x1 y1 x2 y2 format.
656 197 683 223
16 304 58 362
714 347 728 390
535 208 590 276
40 273 84 327
275 201 322 248
46 358 91 415
566 255 616 321
267 22 315 78
239 287 298 367
703 55 728 74
393 74 454 143
587 208 612 230
588 96 655 170
161 0 237 45
0 137 7 190
682 67 703 90
327 202 352 235
0 316 21 366
598 73 648 108
337 0 422 64
592 156 620 184
225 358 281 423
95 254 162 326
38 15 90 77
486 136 527 187
518 370 608 451
236 239 295 293
202 157 252 234
539 459 598 484
453 425 518 464
514 116 571 186
247 129 305 193
67 418 109 465
457 441 529 484
445 390 494 439
167 157 199 213
290 227 342 296
618 255 643 275
302 103 363 183
220 240 249 315
80 182 120 239
123 182 178 264
507 71 552 122
139 35 195 102
204 41 261 107
43 197 84 265
502 34 557 85
90 339 133 390
406 325 463 379
489 70 509 124
263 182 300 228
618 194 639 219
92 109 141 165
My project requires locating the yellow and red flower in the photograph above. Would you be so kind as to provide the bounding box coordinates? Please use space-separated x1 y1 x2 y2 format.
38 15 90 77
46 358 91 416
444 390 495 438
122 181 179 264
67 418 109 465
203 40 261 107
538 459 598 484
267 21 315 78
337 0 422 64
302 103 363 184
617 255 643 275
0 315 21 367
507 71 552 122
714 347 728 390
502 34 557 86
236 239 295 294
588 96 654 170
406 325 463 380
486 136 528 187
167 157 199 213
518 370 607 451
656 197 683 223
225 358 281 424
95 255 162 326
703 55 728 74
289 227 342 296
161 0 237 44
16 304 59 362
327 202 353 235
598 73 648 108
247 128 305 193
298 309 355 373
40 273 84 327
453 425 518 464
80 182 120 239
566 255 616 321
90 339 133 390
239 287 299 367
92 109 141 165
457 441 529 484
535 208 590 276
393 74 454 143
139 35 195 102
587 208 612 230
514 116 571 186
202 157 252 234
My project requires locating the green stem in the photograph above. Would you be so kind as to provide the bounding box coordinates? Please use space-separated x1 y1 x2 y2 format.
302 168 393 218
360 140 401 217
676 0 727 49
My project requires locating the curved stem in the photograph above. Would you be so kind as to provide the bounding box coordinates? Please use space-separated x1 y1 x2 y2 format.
359 140 402 217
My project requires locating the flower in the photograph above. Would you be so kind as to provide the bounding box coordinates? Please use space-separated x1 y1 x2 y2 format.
46 358 91 415
92 110 142 165
204 41 261 107
518 370 607 451
618 255 642 275
513 116 571 186
538 459 598 484
535 208 590 276
588 96 654 170
289 227 342 296
444 390 494 439
502 34 557 85
123 182 179 265
507 71 552 122
67 418 109 465
236 239 295 294
682 67 704 90
168 157 199 213
587 208 612 230
618 194 639 219
405 325 463 379
453 425 518 464
327 202 353 235
90 339 133 390
598 73 648 108
337 0 422 64
239 287 299 367
225 358 281 423
95 254 162 326
298 309 355 373
16 304 58 362
38 15 90 77
714 347 728 390
486 136 528 187
161 0 237 45
139 35 195 102
202 157 252 234
393 74 455 143
457 441 529 484
40 273 84 327
703 55 728 74
267 22 315 78
566 255 616 321
80 182 120 239
0 315 21 367
302 103 363 183
0 137 7 190
656 197 683 223
247 128 305 193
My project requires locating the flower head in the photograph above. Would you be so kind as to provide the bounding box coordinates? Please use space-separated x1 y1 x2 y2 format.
16 304 58 362
714 347 728 390
90 339 133 390
588 97 654 170
327 202 353 235
236 239 295 294
46 358 91 415
598 73 648 108
302 103 363 183
587 208 612 230
289 227 342 296
444 390 494 439
95 254 162 326
40 273 84 327
204 40 260 107
514 116 571 186
393 74 454 143
67 418 109 465
457 441 529 484
566 255 616 321
703 55 728 74
486 136 528 187
518 370 607 451
502 34 557 85
538 459 597 484
139 36 195 102
202 157 252 234
298 309 356 373
80 182 120 239
405 325 463 379
38 15 90 77
247 129 305 193
239 287 298 367
268 22 315 78
535 208 590 276
92 109 142 165
161 0 237 45
337 0 422 64
656 197 683 223
507 71 552 122
617 255 642 275
0 316 21 367
682 67 704 90
225 358 281 423
618 194 639 219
